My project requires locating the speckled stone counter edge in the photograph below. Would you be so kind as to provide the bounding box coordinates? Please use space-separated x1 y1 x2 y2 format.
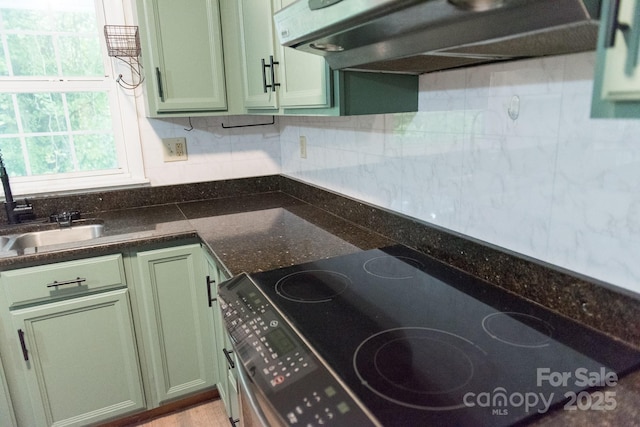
280 176 640 351
2 175 282 222
2 174 639 349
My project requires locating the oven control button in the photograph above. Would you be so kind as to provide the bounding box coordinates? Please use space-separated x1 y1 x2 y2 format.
272 375 285 386
286 412 298 424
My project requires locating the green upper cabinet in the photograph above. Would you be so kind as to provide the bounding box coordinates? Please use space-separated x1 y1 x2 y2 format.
137 0 417 116
236 0 417 115
137 0 227 116
237 0 280 109
275 0 331 108
238 0 329 110
592 0 640 118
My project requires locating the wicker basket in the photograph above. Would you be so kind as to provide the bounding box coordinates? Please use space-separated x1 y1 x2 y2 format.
104 25 141 58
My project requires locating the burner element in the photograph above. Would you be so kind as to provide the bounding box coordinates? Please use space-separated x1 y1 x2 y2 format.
275 270 351 303
482 312 554 348
363 256 425 279
353 328 490 411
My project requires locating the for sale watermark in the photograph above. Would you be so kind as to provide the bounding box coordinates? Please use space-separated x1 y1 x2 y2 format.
463 367 619 416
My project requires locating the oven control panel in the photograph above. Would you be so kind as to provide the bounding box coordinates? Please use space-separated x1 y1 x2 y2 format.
222 289 318 390
219 273 376 426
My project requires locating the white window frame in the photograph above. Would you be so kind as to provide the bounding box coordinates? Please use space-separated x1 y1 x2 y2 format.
0 0 147 198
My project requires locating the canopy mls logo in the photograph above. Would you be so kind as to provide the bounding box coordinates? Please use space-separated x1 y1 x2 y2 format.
463 367 619 416
463 387 555 415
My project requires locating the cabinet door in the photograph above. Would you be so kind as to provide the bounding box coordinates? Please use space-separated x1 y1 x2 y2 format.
238 0 279 109
11 289 144 426
134 244 216 406
275 0 331 108
203 250 238 420
591 0 640 118
139 0 227 114
0 356 16 427
601 0 640 100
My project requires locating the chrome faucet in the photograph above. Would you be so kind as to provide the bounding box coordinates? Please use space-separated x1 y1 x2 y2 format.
0 152 34 224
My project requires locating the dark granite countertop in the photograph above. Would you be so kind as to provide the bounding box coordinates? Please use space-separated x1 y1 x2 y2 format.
0 192 392 273
0 190 638 426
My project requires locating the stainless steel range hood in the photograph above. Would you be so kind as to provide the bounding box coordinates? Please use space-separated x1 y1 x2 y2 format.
274 0 602 74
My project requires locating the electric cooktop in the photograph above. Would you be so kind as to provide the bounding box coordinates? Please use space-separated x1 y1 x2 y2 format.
220 245 640 426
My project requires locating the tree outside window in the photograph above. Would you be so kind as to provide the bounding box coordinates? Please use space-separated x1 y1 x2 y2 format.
0 0 120 180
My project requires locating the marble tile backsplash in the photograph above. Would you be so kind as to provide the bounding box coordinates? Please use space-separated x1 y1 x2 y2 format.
138 114 281 186
280 52 640 296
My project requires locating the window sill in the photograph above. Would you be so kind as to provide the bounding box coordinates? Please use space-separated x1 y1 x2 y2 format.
6 174 150 199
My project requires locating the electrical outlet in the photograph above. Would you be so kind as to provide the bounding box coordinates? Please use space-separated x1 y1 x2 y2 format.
163 137 188 162
299 136 307 159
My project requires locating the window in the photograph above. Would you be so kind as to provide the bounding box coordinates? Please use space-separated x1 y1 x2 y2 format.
0 0 145 196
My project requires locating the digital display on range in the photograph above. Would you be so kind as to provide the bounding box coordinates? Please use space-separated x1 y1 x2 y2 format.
238 290 263 308
247 290 262 306
265 328 296 355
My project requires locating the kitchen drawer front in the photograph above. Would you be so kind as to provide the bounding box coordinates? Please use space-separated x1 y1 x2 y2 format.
1 254 126 308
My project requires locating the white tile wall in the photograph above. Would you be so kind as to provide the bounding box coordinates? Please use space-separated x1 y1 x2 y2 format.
279 52 640 296
139 52 640 296
137 115 280 186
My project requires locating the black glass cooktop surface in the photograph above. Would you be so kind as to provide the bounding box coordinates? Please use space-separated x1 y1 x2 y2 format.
250 245 640 426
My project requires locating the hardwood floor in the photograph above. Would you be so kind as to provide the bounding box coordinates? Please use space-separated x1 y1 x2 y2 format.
131 399 229 427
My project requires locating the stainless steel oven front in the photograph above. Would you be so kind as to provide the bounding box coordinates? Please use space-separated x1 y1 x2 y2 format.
236 357 283 427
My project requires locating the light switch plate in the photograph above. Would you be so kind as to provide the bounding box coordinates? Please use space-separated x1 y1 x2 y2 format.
162 137 188 162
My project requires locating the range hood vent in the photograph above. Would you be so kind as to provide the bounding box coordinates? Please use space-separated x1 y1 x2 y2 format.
274 0 601 74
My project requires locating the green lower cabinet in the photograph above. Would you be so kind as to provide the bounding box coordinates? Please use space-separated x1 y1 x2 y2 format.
132 244 217 406
227 357 241 426
203 249 241 423
0 356 16 427
10 288 145 426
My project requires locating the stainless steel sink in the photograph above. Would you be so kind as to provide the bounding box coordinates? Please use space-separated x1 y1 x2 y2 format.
2 224 104 251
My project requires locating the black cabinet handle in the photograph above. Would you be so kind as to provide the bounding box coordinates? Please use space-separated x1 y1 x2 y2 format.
206 275 216 307
223 347 235 369
17 329 28 361
228 416 240 427
261 58 268 93
268 55 280 92
155 67 164 101
605 0 626 47
262 56 280 93
46 277 86 288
